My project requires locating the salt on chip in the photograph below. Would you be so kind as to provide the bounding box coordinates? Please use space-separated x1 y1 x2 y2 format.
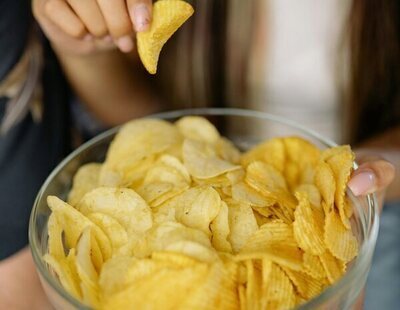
293 192 325 255
67 163 101 206
183 138 240 179
77 187 153 236
175 116 220 144
324 210 358 262
137 0 194 74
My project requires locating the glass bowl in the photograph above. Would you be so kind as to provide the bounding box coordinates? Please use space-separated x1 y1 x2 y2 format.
29 108 379 310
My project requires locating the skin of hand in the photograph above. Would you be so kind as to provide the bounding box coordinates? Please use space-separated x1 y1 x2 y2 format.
32 0 153 54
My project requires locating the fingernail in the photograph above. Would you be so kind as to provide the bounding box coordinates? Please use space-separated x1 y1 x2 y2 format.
348 170 377 196
116 36 134 53
131 4 151 32
83 34 93 42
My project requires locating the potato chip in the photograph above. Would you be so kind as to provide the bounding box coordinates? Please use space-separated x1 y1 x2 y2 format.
165 240 219 263
322 145 355 228
47 213 65 259
183 139 240 179
76 227 100 307
241 138 286 172
175 116 220 144
47 196 112 260
319 250 346 284
245 260 262 310
68 163 101 206
86 213 128 252
302 252 326 280
283 136 321 169
238 284 246 309
137 0 194 74
210 201 232 253
295 184 321 209
44 253 82 299
261 261 296 309
293 192 325 255
232 182 275 208
217 137 242 164
101 119 181 185
157 186 221 235
282 267 323 299
238 220 304 271
314 161 336 214
77 187 152 236
324 210 358 262
226 200 258 253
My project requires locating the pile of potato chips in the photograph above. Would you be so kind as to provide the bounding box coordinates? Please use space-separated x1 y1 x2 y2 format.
45 116 358 309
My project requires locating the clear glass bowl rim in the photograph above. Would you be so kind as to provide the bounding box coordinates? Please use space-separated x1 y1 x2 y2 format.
29 107 379 309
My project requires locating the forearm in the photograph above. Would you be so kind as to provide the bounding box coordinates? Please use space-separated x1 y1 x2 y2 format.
0 248 52 310
357 126 400 201
55 49 161 126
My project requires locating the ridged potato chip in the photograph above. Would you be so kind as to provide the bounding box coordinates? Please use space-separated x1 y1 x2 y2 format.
302 252 326 280
137 0 194 74
293 192 325 255
241 138 286 172
282 267 323 299
319 250 346 284
314 161 336 214
245 260 262 310
261 261 296 310
68 163 101 206
295 184 321 209
322 145 355 228
324 210 358 262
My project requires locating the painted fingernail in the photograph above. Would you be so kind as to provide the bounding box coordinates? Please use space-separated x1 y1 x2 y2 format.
83 34 93 42
131 4 151 32
348 170 376 196
116 36 134 53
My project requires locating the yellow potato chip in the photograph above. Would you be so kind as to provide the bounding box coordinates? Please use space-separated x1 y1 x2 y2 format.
183 139 240 179
47 213 65 259
77 187 153 236
44 253 82 300
314 161 336 214
283 136 321 169
295 184 321 209
324 210 358 262
232 182 275 208
282 267 323 299
175 116 220 144
253 206 273 222
101 119 181 186
293 192 325 255
241 138 286 172
86 212 128 252
261 261 296 310
245 260 262 310
238 220 304 271
68 163 101 206
47 196 112 260
210 201 232 253
226 200 258 253
216 137 242 164
302 252 326 280
76 227 100 307
322 145 355 228
319 250 346 284
137 0 194 74
238 284 246 309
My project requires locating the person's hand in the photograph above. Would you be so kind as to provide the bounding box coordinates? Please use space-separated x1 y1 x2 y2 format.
32 0 153 55
0 248 52 310
348 150 396 209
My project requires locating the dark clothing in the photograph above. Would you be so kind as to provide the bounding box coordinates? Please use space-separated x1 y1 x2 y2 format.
0 3 71 259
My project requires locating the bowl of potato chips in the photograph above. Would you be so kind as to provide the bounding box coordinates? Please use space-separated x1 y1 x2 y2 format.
29 108 379 310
